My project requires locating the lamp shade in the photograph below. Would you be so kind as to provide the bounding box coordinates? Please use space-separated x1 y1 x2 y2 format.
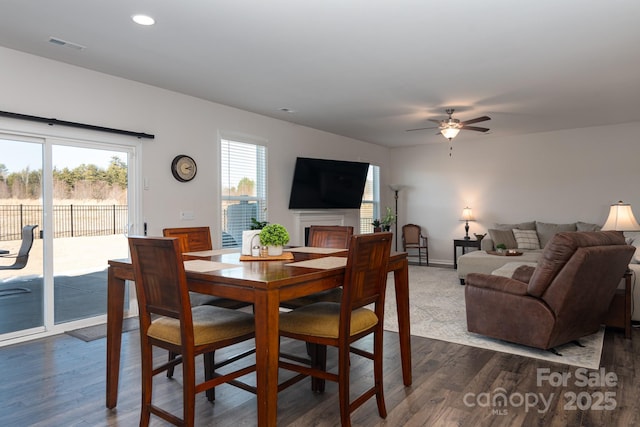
460 207 475 221
601 201 640 231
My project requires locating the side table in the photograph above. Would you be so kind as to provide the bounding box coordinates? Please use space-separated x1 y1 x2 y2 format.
453 238 480 269
603 270 632 339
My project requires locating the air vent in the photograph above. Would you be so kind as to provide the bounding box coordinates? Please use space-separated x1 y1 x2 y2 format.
48 37 86 50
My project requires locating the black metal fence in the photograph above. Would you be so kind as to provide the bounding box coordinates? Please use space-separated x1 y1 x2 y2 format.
0 204 128 241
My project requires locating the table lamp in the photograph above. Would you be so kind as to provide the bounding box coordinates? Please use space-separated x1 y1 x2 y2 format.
601 201 640 231
460 207 475 240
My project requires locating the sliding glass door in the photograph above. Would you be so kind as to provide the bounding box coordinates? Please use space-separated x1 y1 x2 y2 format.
51 144 130 324
0 137 44 338
0 133 139 343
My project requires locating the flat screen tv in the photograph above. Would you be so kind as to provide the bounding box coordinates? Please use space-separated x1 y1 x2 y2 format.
288 157 370 209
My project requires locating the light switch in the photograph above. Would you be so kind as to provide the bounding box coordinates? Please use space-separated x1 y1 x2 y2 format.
180 211 195 220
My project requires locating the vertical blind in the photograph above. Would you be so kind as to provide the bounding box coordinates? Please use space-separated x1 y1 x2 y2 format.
220 138 267 247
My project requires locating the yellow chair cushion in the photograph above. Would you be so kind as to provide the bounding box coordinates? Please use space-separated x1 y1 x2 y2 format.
279 302 378 339
148 305 254 346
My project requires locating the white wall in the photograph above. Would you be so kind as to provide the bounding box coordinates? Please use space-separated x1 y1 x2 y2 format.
4 46 639 260
390 122 640 264
0 47 391 246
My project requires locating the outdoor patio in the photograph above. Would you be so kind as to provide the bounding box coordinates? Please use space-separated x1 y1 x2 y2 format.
0 234 127 335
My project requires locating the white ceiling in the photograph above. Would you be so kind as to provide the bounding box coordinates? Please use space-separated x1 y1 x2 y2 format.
1 0 639 148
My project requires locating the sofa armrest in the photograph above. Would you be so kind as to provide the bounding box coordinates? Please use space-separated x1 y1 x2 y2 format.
465 273 529 295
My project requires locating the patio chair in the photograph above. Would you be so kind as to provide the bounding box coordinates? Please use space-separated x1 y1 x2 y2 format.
0 225 38 270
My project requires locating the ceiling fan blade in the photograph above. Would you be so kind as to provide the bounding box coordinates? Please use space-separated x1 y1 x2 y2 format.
460 116 491 126
461 125 490 132
428 118 443 124
405 126 438 132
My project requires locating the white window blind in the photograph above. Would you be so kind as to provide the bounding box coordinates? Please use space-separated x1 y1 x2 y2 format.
360 165 380 233
220 138 267 247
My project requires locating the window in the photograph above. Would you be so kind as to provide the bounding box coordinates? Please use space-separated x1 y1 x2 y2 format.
360 165 380 233
220 138 267 247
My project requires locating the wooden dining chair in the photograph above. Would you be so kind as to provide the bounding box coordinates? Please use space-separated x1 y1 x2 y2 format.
128 236 256 427
402 223 429 266
0 225 38 270
278 232 392 427
162 226 251 378
162 226 249 308
162 226 212 253
279 225 353 310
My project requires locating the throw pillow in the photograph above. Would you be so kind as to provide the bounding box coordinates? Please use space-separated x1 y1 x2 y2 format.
624 231 640 264
535 222 577 248
576 221 601 232
488 229 517 249
512 229 540 250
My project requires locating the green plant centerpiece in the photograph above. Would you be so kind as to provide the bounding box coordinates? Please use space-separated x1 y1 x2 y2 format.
381 206 395 231
259 223 290 256
495 243 507 254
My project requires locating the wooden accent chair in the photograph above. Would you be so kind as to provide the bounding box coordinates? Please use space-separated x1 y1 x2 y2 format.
279 225 353 310
402 224 429 266
465 231 634 350
278 232 392 427
128 236 256 427
0 225 38 270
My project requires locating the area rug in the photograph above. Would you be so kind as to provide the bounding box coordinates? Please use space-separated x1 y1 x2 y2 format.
65 317 139 342
383 266 604 369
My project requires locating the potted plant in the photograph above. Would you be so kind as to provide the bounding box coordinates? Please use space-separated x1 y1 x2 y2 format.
259 223 290 256
381 206 395 232
250 217 268 230
371 219 382 232
495 243 507 254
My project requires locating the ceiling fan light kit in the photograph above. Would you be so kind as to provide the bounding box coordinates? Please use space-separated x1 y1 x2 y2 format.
440 125 461 140
406 108 491 150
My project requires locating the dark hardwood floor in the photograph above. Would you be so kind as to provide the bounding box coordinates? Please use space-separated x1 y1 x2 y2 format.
0 326 638 426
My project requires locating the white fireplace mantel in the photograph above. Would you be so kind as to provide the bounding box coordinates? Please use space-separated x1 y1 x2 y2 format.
291 210 350 246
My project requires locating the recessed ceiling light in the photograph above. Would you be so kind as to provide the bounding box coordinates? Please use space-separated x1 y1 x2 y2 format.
279 107 296 113
132 14 155 26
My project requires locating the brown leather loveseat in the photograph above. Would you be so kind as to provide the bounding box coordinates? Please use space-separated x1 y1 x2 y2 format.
464 231 634 350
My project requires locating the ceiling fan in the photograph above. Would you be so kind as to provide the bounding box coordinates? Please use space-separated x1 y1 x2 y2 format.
406 108 491 141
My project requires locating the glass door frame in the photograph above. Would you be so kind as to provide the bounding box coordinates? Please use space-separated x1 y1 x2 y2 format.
0 123 142 346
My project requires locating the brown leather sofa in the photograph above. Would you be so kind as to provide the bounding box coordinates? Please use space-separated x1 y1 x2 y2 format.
464 231 634 350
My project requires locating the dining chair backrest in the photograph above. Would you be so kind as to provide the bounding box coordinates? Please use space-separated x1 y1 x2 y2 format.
162 226 212 253
308 225 354 249
342 232 392 313
128 236 192 330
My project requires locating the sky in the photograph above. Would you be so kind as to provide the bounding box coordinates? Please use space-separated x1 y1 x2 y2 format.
0 138 126 173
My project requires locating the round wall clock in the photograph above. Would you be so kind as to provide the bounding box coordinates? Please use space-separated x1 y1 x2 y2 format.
171 155 197 182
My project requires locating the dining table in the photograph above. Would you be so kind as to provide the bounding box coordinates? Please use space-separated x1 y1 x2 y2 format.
106 247 411 426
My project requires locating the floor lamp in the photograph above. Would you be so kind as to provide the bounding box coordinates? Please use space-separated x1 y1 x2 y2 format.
389 185 404 251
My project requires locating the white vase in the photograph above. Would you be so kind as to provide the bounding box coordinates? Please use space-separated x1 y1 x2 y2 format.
267 245 283 256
